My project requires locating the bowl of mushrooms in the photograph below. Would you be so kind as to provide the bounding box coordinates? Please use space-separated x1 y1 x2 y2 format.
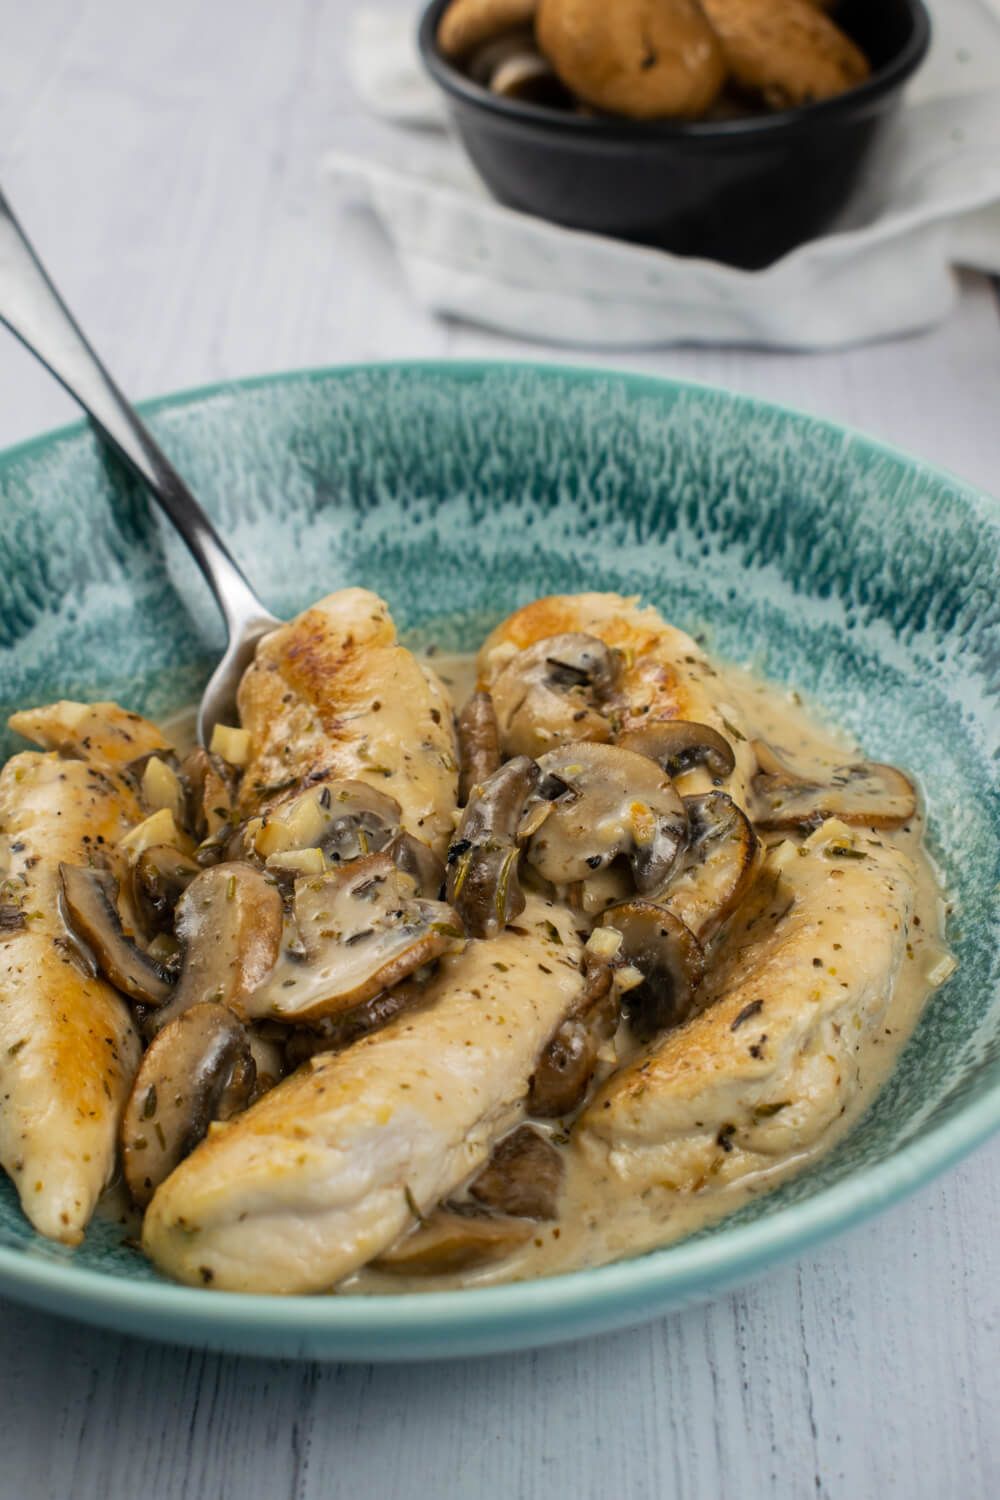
419 0 931 267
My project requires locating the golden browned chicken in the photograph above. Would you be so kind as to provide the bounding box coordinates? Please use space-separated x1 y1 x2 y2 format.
477 592 756 805
576 820 916 1193
0 707 156 1242
142 895 584 1292
237 588 458 853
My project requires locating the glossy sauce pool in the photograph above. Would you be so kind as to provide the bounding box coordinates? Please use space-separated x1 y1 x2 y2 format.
344 653 953 1294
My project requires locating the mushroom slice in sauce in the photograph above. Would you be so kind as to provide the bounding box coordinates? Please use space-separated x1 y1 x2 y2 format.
752 743 918 832
385 831 446 899
131 844 201 937
59 863 174 1006
446 756 541 939
372 1204 534 1275
528 948 618 1118
489 633 622 759
600 900 705 1041
457 690 501 805
283 983 426 1067
658 793 760 943
180 746 237 842
121 1002 255 1208
619 721 736 782
525 742 688 896
246 779 402 863
468 1125 565 1220
149 863 283 1033
248 853 464 1024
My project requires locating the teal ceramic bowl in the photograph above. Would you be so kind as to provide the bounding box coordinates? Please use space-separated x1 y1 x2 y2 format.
0 363 997 1361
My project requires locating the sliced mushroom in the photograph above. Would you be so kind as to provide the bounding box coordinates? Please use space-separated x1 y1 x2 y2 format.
385 830 446 899
468 1126 565 1219
619 720 736 782
249 853 464 1024
121 1002 255 1207
752 744 918 832
489 633 622 759
457 690 501 805
372 1204 533 1275
659 792 759 943
600 900 705 1041
528 948 618 1117
131 844 201 937
525 742 688 897
180 746 237 841
283 982 427 1067
446 756 541 939
246 779 402 864
59 863 174 1006
149 863 283 1033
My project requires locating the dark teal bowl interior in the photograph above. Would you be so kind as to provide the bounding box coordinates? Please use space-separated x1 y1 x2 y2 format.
0 363 997 1353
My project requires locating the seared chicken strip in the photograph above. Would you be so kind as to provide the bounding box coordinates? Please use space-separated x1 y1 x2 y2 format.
478 593 756 804
0 713 153 1242
237 589 458 854
9 699 168 768
577 820 916 1192
142 896 584 1292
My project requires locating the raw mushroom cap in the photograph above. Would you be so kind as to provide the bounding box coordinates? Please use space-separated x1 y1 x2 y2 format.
247 852 464 1024
437 0 537 59
489 632 622 760
525 741 688 895
148 862 284 1033
535 0 727 120
122 1002 256 1208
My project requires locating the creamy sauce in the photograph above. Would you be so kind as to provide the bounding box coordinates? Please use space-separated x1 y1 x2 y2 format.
344 655 952 1294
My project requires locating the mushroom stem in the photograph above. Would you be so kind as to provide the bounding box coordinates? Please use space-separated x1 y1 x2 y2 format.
457 691 502 806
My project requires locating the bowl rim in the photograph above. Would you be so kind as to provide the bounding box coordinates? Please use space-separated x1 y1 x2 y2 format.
0 356 996 1350
417 0 932 142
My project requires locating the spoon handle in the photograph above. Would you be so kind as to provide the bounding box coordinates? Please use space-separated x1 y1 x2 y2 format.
0 187 269 638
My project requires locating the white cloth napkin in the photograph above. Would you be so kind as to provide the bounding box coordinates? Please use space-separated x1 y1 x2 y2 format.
332 1 1000 350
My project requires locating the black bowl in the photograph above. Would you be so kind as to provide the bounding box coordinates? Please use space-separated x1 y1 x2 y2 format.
418 0 931 269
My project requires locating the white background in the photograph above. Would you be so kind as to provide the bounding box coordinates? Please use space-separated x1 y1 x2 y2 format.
0 2 998 1496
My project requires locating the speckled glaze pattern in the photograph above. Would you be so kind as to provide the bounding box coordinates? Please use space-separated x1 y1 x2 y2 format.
0 363 997 1360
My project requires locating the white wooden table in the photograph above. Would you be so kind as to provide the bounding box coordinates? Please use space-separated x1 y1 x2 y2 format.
1 3 998 1495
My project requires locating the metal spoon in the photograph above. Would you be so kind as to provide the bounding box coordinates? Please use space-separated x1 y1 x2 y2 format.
0 187 280 745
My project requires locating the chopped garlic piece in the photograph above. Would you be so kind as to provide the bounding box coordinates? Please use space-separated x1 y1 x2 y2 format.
926 950 958 988
265 847 327 877
119 808 193 857
141 756 184 820
586 926 623 961
210 723 251 767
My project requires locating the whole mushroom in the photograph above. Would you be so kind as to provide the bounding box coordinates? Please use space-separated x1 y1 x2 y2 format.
535 0 727 120
437 0 538 59
701 0 870 111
